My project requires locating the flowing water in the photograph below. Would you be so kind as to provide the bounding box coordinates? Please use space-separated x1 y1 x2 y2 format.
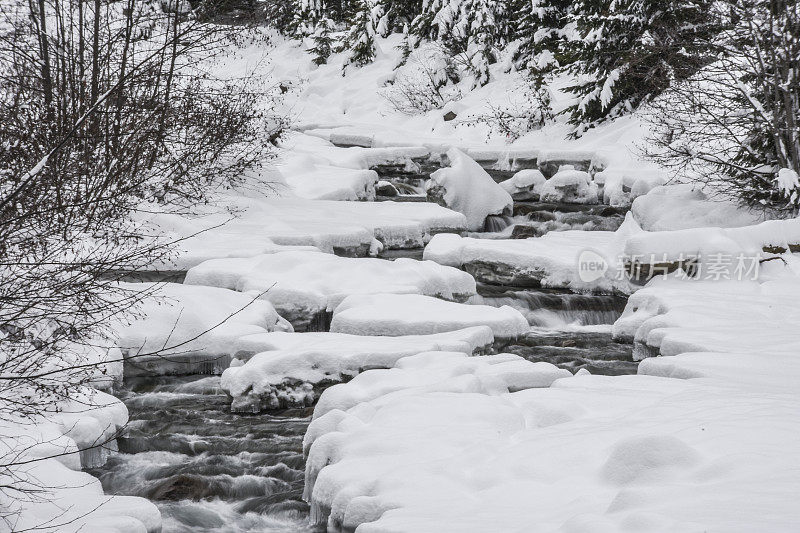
89 376 319 533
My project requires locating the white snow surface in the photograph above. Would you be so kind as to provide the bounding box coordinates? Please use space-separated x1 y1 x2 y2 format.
303 268 800 532
115 282 292 360
183 251 476 329
624 217 800 263
309 351 571 423
145 196 467 269
632 184 768 231
427 148 513 231
276 133 379 201
330 293 530 339
303 370 800 532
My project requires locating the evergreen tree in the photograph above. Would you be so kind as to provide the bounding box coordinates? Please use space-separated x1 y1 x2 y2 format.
309 16 336 65
343 0 379 69
409 0 448 45
465 0 505 86
513 0 573 80
564 0 719 131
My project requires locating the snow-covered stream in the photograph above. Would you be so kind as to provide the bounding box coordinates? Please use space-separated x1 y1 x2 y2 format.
89 162 635 530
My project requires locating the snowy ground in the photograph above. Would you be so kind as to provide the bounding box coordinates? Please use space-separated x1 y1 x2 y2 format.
12 27 800 533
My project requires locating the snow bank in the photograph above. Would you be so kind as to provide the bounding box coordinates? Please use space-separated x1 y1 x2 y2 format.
116 282 292 376
276 134 433 201
219 327 494 411
184 251 476 330
426 148 513 231
632 183 768 231
614 275 800 361
623 218 800 265
303 368 800 532
2 389 161 532
329 293 530 339
498 169 546 201
538 166 599 204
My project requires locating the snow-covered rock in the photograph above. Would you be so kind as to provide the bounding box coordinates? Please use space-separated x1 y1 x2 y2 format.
499 169 546 201
426 148 513 231
145 197 468 269
116 283 292 376
623 218 800 279
538 166 599 204
329 293 530 339
594 168 667 207
219 327 495 411
184 251 477 330
310 351 571 423
423 229 633 292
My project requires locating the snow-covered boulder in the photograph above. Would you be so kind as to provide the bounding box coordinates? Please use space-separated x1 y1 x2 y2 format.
594 168 667 207
426 148 513 231
3 388 162 532
116 283 292 376
424 230 631 292
499 169 546 201
219 327 494 411
538 166 599 204
310 351 571 423
184 251 477 331
375 180 399 197
329 293 530 339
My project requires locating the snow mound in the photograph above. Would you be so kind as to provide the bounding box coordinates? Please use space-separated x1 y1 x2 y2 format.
632 184 766 231
184 251 476 330
219 327 494 411
116 282 292 376
499 169 546 201
2 388 162 533
329 293 530 339
538 166 599 204
426 148 513 231
277 133 382 200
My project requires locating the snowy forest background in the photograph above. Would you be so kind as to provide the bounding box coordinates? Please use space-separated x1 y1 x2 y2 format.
1 0 800 530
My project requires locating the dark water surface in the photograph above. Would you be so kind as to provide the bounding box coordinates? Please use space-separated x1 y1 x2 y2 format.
89 376 320 533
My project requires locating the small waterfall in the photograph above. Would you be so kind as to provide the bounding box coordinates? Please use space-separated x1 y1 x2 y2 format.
483 214 514 233
472 287 627 327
